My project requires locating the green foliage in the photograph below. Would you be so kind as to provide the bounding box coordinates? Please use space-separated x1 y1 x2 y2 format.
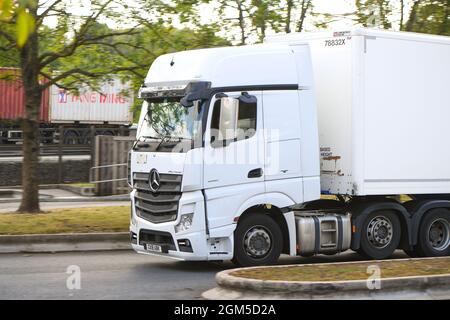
15 6 35 47
0 0 13 20
354 0 449 35
0 0 36 48
126 25 229 121
405 0 449 35
355 0 393 29
1 0 448 123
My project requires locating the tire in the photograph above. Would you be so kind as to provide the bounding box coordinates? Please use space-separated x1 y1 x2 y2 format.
416 209 450 257
232 213 283 267
359 211 401 260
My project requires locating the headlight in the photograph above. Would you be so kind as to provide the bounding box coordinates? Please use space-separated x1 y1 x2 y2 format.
175 214 193 233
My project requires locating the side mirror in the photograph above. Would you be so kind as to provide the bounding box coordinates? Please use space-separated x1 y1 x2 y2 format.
218 97 239 141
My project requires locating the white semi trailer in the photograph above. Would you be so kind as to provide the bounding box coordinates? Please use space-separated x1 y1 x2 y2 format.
128 29 450 266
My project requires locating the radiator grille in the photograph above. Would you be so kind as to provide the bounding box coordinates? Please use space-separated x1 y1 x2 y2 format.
133 172 182 223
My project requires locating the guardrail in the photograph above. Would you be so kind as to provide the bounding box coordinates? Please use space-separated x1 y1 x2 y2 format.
89 163 128 184
0 144 91 157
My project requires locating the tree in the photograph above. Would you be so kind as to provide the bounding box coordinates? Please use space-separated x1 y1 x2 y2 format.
353 0 449 35
124 24 229 119
0 0 148 213
400 0 405 30
355 0 392 29
285 0 293 33
156 0 285 44
215 0 251 45
405 0 422 31
296 0 313 32
404 0 449 35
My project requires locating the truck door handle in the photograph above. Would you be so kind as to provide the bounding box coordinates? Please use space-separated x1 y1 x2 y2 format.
248 168 263 178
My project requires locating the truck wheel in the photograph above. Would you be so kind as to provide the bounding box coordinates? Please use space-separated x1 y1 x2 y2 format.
416 209 450 257
359 211 401 260
232 213 282 267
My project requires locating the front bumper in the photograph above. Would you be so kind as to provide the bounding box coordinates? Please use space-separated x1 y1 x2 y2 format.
130 189 227 261
131 230 209 261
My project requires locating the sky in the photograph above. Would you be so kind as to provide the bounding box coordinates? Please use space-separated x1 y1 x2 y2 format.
45 0 356 28
44 0 407 42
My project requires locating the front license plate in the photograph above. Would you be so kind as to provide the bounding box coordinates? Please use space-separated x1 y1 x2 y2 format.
145 243 162 253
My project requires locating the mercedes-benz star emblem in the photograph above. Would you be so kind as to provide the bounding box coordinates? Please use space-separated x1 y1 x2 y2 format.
149 169 160 193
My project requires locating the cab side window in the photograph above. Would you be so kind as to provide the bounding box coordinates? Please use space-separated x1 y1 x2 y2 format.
210 97 257 147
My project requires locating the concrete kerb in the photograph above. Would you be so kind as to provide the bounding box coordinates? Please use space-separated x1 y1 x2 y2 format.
0 232 131 253
58 184 96 197
203 257 450 300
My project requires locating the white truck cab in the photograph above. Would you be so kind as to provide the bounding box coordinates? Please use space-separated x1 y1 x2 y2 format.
129 29 450 266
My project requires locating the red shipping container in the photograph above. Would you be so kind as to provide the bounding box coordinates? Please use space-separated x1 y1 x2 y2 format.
0 67 50 122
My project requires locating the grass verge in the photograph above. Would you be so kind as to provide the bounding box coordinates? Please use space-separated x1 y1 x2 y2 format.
0 206 130 235
231 258 450 282
65 183 95 188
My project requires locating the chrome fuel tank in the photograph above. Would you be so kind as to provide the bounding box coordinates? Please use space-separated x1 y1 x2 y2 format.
295 213 352 256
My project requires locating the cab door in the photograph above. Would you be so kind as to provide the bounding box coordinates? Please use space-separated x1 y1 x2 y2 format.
203 91 265 230
203 91 264 189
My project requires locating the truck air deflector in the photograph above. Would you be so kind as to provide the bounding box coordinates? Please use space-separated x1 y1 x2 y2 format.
139 81 212 103
210 84 299 94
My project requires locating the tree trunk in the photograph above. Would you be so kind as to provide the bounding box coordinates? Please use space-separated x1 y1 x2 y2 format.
378 0 391 29
438 0 449 35
259 23 266 42
405 0 421 32
296 0 311 32
399 0 405 31
236 0 246 45
285 0 293 33
18 6 42 213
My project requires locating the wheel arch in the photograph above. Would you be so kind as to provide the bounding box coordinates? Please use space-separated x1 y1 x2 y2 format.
235 192 296 255
234 192 295 219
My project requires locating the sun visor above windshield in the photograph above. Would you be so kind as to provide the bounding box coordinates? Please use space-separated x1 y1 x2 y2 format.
143 44 300 90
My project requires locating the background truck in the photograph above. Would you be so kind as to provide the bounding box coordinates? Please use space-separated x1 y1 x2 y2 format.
128 28 450 266
0 67 134 145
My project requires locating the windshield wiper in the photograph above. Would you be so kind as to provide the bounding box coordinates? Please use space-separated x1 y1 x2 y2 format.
155 135 172 151
133 135 161 150
139 135 161 141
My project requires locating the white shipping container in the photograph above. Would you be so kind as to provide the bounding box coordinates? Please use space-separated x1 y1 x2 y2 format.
50 78 134 124
267 29 450 196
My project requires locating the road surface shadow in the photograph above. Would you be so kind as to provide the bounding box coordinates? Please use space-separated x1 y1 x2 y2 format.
134 250 409 274
278 250 409 265
134 260 234 273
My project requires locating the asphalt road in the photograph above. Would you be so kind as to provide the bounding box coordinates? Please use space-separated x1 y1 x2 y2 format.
0 250 409 300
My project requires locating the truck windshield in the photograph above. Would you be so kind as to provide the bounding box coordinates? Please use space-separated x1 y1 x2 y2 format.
137 99 204 147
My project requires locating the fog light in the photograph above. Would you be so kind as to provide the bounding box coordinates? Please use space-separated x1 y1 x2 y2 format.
177 239 193 252
175 213 193 233
130 232 137 244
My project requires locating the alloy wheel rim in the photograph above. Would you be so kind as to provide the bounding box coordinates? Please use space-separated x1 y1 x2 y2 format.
427 218 450 251
243 226 272 258
367 216 394 249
